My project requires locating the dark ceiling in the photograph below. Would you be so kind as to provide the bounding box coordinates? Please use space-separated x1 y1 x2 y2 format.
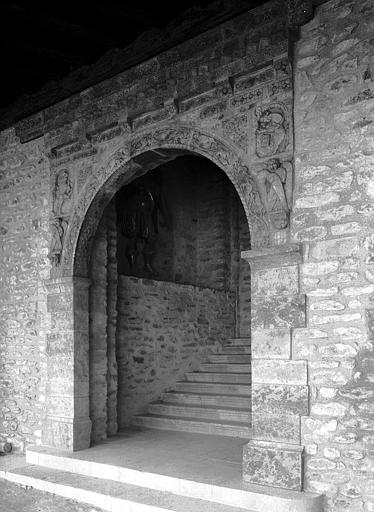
1 0 271 115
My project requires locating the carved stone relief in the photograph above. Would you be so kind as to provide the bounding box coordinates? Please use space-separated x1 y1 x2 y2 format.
48 169 73 267
58 126 270 277
48 217 68 266
53 169 73 216
255 158 293 231
255 103 289 158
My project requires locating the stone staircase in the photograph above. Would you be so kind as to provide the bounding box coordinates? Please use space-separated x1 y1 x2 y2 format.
133 338 252 438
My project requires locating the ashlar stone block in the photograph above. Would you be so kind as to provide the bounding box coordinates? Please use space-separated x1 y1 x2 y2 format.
252 266 299 298
252 360 307 385
252 295 306 329
252 383 309 415
243 440 303 490
252 328 291 359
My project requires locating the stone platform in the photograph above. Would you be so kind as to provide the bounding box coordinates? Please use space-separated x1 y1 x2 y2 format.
1 429 323 512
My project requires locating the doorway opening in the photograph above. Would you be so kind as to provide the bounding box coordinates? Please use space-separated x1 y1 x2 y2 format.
88 154 251 443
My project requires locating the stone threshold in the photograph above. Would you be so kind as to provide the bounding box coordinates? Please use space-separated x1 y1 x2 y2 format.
20 430 322 512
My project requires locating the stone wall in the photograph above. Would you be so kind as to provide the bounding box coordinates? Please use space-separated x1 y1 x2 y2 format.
116 276 235 427
293 0 374 510
0 130 49 451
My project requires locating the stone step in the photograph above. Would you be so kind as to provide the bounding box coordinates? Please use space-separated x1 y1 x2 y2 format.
225 338 251 347
175 381 251 395
133 414 252 438
148 402 251 423
3 465 251 512
185 372 251 384
161 392 252 409
199 363 251 373
207 354 252 364
26 445 324 512
222 346 251 354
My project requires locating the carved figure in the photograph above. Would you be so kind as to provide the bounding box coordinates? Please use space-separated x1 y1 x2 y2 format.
53 169 73 217
256 104 288 157
48 217 68 266
119 176 170 275
257 159 292 230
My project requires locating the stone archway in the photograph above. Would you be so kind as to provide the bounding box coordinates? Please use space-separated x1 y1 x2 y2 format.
43 125 267 452
61 125 270 279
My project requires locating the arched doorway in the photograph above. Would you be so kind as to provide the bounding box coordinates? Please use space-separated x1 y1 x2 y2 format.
87 153 251 442
42 127 266 452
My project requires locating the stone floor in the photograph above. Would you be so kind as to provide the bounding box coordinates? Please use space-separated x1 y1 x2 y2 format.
29 428 247 487
0 454 104 512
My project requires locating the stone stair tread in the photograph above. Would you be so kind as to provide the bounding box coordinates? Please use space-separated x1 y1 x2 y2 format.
185 372 251 383
161 392 251 409
4 464 252 512
134 413 251 428
163 391 252 399
148 403 251 423
152 401 251 412
133 415 251 438
176 382 251 395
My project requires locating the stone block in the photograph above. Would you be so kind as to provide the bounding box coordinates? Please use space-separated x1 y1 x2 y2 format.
252 295 306 329
243 440 303 490
42 417 91 451
252 266 299 297
252 360 307 385
252 383 309 415
251 411 301 443
252 328 291 359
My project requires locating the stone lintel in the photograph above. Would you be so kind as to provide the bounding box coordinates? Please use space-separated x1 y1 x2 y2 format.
243 440 303 491
241 243 302 269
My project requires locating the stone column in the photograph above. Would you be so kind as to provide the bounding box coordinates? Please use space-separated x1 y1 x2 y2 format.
43 277 91 451
106 202 118 436
89 219 108 443
241 243 308 491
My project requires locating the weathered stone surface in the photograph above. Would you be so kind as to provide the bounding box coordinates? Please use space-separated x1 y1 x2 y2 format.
252 266 299 297
251 412 301 443
252 295 306 329
252 360 307 385
251 328 291 359
252 383 309 415
243 440 303 490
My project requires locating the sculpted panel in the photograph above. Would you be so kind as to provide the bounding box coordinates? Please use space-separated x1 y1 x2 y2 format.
255 103 289 158
48 169 73 267
255 158 293 231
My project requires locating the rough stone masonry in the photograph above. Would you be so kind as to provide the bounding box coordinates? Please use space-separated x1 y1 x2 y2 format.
0 0 374 511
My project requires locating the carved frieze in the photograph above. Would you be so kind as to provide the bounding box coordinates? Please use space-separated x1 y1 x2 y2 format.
179 80 231 113
255 103 289 158
233 68 274 94
222 114 248 151
231 88 264 110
